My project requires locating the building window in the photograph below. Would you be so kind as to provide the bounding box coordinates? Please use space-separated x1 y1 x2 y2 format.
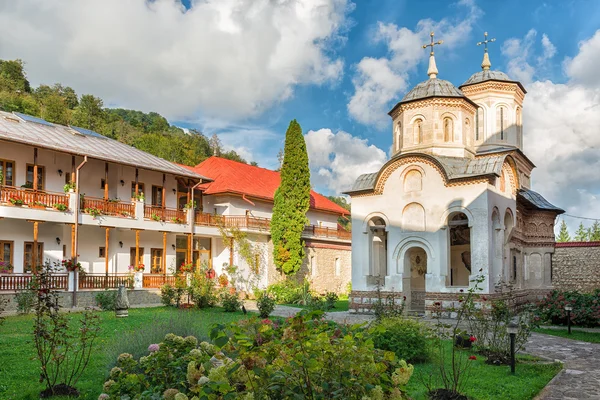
310 255 317 277
65 172 72 185
497 106 508 141
368 217 387 278
465 118 471 144
99 247 106 258
413 119 423 144
24 242 43 273
512 255 517 282
0 241 14 267
26 164 45 190
151 248 163 273
448 212 470 286
152 186 164 207
443 117 453 142
334 257 341 276
395 122 402 151
100 179 105 190
131 182 145 198
130 247 144 268
0 159 15 186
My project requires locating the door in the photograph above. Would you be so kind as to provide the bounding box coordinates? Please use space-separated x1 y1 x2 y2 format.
151 248 163 273
129 247 144 268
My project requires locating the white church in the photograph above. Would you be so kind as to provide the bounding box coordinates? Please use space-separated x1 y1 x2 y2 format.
346 33 564 314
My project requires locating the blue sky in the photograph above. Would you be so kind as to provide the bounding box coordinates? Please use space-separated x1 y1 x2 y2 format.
0 0 599 231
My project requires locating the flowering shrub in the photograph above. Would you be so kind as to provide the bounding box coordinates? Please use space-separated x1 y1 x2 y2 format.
62 259 82 272
217 273 229 287
256 292 276 318
0 261 13 273
128 264 144 272
9 195 24 205
219 291 242 312
535 289 600 327
179 262 194 274
101 312 414 399
188 270 217 309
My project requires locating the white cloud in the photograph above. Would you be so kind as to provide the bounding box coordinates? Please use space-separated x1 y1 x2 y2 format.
304 128 386 194
0 0 350 121
501 29 556 84
564 30 600 88
347 0 482 127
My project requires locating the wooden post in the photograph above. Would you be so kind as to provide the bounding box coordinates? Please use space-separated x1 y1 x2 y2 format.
70 224 76 259
104 162 109 200
135 230 140 270
105 227 110 288
187 233 192 265
135 168 139 197
71 156 76 184
229 241 234 267
162 232 167 275
32 221 39 274
33 148 38 204
162 174 166 220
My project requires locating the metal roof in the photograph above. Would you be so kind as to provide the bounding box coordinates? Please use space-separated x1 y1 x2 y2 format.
349 172 378 192
0 111 208 180
518 188 564 214
459 69 527 93
401 78 466 102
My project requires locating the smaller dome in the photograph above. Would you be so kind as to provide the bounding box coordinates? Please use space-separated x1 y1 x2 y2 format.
401 78 465 103
461 70 512 87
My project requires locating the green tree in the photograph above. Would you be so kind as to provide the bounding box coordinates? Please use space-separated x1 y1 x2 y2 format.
40 93 69 125
71 94 105 130
574 222 589 242
588 221 600 242
327 195 351 230
0 59 31 93
556 220 571 243
271 120 311 275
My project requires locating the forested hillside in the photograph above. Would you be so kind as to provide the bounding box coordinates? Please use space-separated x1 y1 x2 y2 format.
0 59 248 166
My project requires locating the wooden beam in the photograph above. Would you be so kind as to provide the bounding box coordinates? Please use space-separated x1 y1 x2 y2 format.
71 156 76 184
135 168 139 196
162 174 166 208
104 162 109 200
162 231 167 275
105 227 110 275
33 148 38 191
70 224 76 259
229 241 234 267
187 233 192 265
135 230 140 270
32 221 39 274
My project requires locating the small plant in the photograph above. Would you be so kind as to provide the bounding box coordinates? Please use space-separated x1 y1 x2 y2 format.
119 211 132 217
324 291 339 310
9 195 24 206
53 203 68 211
179 262 194 274
63 182 76 193
256 292 276 318
95 289 117 311
62 258 82 272
0 261 13 273
188 270 217 309
372 317 432 363
183 199 196 209
21 181 33 189
108 198 121 203
151 213 161 222
218 273 229 287
170 216 185 224
15 283 36 314
128 264 145 273
220 291 243 312
160 283 176 307
32 201 48 208
85 207 102 218
133 191 145 201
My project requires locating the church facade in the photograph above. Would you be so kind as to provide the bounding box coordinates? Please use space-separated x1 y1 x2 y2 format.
346 35 564 314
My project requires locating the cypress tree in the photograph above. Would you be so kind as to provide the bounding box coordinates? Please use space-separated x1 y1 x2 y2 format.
556 220 571 243
589 221 600 241
574 222 589 242
271 120 311 275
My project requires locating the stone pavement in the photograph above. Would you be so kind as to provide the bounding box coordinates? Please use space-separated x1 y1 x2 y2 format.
526 333 600 400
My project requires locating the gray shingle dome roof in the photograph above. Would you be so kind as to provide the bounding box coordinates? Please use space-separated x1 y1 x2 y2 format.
461 70 512 86
401 78 466 102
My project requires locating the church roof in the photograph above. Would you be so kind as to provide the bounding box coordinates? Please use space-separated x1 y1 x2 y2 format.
517 188 564 214
388 78 476 115
346 152 508 195
459 70 527 93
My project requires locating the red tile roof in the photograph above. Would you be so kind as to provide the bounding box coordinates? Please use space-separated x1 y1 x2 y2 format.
190 157 348 215
555 241 600 248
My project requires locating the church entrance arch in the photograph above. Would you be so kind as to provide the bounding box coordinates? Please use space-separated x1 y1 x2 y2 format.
403 247 427 313
447 212 472 287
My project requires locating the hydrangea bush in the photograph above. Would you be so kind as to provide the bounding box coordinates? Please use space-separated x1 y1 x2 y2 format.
100 311 414 399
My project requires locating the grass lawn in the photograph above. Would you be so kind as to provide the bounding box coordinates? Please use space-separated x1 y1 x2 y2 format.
281 299 349 311
1 307 560 400
534 328 600 343
0 307 245 400
406 342 562 400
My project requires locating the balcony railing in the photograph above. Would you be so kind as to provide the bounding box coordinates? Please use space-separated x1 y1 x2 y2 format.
78 273 133 289
142 274 176 288
0 186 69 210
304 225 352 240
80 196 134 218
0 273 68 291
144 205 186 223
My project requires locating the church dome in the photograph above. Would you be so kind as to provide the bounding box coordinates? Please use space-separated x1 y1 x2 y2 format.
461 70 512 87
401 78 466 103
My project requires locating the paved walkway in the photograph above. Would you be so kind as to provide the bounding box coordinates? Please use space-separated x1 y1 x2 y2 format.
526 333 600 400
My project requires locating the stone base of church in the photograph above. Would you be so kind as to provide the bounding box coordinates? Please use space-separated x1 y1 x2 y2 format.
349 288 551 316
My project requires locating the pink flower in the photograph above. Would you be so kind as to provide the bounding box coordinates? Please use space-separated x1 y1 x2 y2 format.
469 355 477 360
148 343 160 353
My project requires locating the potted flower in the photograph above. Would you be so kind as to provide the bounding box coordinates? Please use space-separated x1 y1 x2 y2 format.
31 201 47 209
85 207 102 218
63 182 76 193
170 216 185 224
132 192 145 202
62 259 82 272
179 262 194 274
9 195 24 206
0 261 14 273
53 203 68 212
151 213 161 222
183 200 196 209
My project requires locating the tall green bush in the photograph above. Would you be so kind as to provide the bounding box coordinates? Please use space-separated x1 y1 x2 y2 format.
372 317 432 363
535 289 600 327
271 120 311 275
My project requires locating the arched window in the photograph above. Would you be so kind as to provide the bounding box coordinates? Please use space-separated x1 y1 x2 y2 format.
465 118 471 145
368 217 387 278
448 212 471 286
443 117 453 142
413 118 423 144
496 106 508 141
404 169 423 192
395 122 402 151
476 106 484 141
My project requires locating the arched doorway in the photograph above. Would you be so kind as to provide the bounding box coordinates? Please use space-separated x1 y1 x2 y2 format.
368 217 387 284
448 212 471 287
403 247 427 313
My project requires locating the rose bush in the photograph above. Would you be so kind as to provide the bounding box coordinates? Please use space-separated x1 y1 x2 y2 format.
534 289 600 327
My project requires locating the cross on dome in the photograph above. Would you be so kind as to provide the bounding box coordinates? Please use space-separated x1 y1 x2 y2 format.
422 31 443 79
477 32 496 70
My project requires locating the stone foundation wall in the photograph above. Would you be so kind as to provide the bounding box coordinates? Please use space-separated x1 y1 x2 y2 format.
349 290 405 313
553 242 600 292
0 289 162 312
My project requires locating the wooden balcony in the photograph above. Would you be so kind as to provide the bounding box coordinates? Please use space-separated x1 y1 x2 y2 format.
78 273 133 289
0 186 69 210
0 273 68 291
303 225 352 240
144 205 186 223
81 196 134 218
142 274 176 288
